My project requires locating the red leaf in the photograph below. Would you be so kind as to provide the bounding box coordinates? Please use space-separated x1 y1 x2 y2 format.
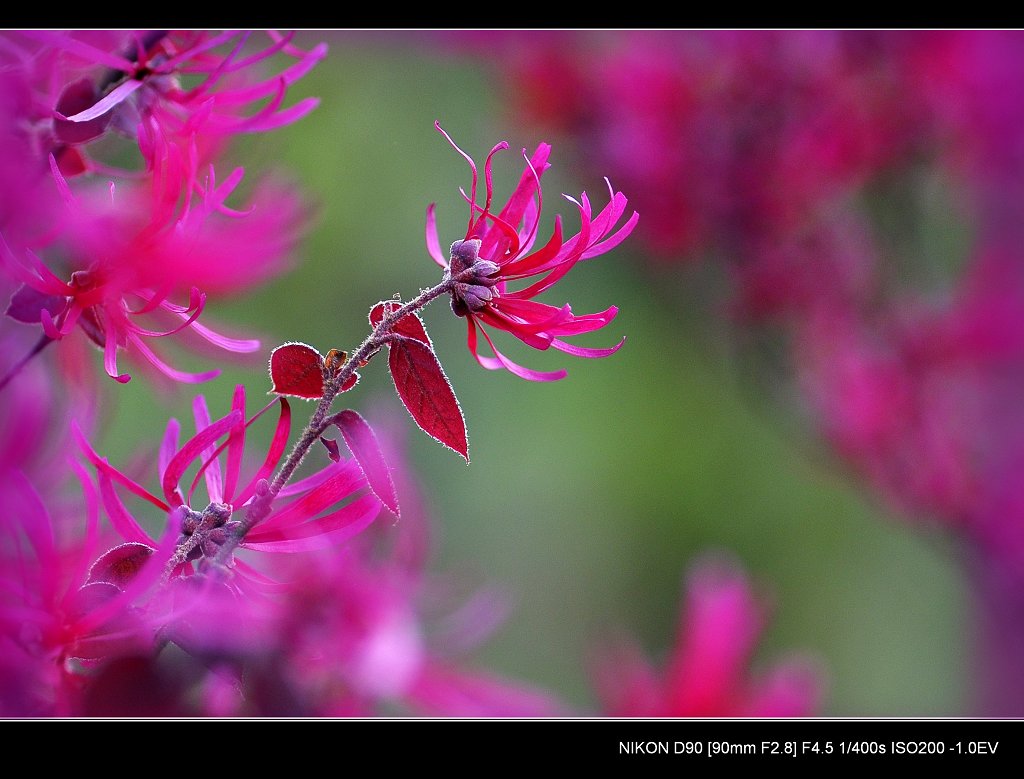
86 542 155 589
369 301 430 345
388 337 468 461
269 342 324 399
335 409 399 516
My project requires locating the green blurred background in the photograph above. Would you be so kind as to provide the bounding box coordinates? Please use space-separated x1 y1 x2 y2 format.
94 33 968 716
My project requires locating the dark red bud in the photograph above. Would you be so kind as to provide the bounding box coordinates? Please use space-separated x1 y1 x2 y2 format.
460 284 494 311
180 507 201 536
202 502 231 527
449 238 482 273
70 270 93 289
207 528 227 545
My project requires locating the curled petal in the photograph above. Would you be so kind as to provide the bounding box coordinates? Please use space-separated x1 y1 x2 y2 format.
125 290 206 337
128 335 221 384
161 411 243 506
550 336 626 358
102 315 131 384
469 319 567 382
175 316 261 353
425 204 447 268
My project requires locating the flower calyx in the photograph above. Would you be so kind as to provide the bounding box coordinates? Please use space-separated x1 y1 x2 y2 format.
445 239 500 317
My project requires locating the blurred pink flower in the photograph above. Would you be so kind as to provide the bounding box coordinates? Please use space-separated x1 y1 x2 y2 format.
1 30 319 386
0 31 128 187
3 159 304 384
74 385 382 581
0 467 171 715
266 549 560 716
463 31 957 318
453 27 1024 716
78 409 564 717
4 31 325 183
594 555 822 717
427 123 637 381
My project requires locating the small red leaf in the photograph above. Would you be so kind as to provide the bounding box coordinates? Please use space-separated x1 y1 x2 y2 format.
369 301 430 345
86 542 155 589
335 409 399 516
269 342 325 399
388 337 468 461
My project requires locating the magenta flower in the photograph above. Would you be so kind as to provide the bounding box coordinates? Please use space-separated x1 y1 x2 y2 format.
0 467 173 715
3 159 304 384
593 554 822 717
277 557 563 716
426 123 637 381
454 31 959 318
74 385 383 584
1 30 319 386
67 412 563 717
7 31 325 182
0 31 132 187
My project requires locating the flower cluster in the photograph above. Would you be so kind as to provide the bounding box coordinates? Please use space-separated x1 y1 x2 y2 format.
460 30 959 319
428 123 637 381
3 394 567 715
0 31 826 720
457 29 1024 713
593 555 821 717
1 31 321 385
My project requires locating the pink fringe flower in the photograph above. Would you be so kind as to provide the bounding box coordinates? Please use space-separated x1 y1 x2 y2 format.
9 30 325 182
74 385 383 585
594 555 822 717
0 467 173 715
67 410 564 716
426 123 637 381
1 30 319 385
3 159 304 384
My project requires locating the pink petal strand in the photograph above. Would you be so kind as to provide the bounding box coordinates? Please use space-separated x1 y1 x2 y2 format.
62 78 144 122
161 411 243 506
256 462 366 533
235 398 292 505
242 494 381 552
190 395 224 505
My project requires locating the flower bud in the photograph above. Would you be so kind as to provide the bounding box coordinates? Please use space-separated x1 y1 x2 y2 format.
202 502 232 527
449 238 483 274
